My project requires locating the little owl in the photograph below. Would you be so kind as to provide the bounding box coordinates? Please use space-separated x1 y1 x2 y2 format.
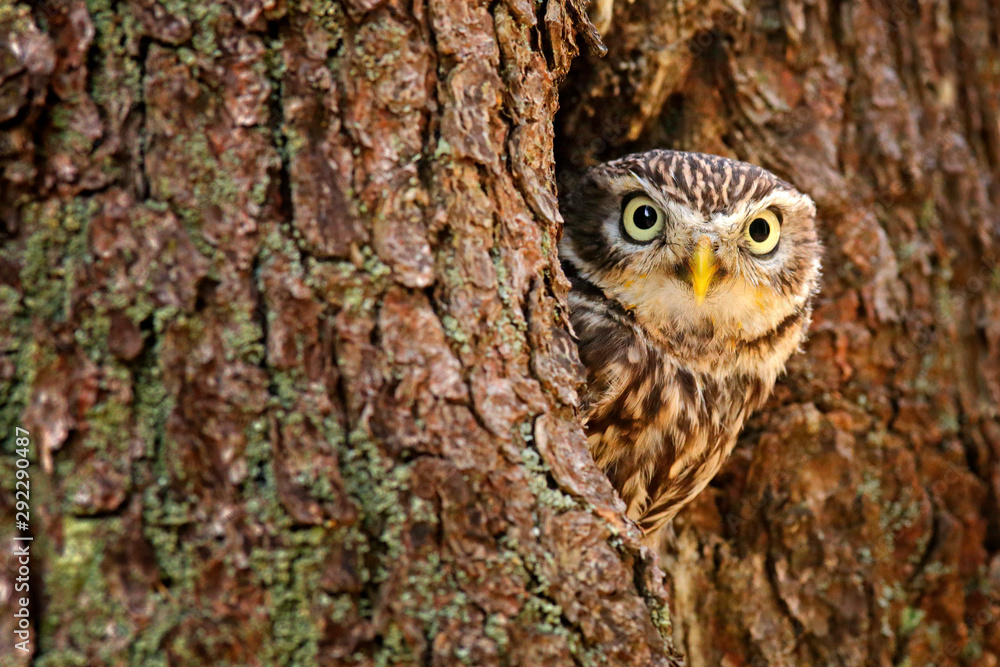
559 149 822 538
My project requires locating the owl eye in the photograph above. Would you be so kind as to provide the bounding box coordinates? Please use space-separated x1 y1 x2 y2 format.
744 209 781 255
621 195 665 243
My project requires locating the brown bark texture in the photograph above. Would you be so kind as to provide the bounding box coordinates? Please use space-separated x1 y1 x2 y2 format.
0 0 684 665
557 0 1000 665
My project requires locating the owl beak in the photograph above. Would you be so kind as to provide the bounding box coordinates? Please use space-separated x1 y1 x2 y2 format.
690 237 717 306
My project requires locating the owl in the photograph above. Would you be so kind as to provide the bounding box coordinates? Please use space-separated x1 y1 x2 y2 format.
559 150 821 538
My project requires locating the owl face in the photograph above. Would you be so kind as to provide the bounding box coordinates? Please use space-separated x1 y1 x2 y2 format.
560 150 821 343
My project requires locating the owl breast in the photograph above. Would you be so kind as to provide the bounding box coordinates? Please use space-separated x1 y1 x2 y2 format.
567 273 802 535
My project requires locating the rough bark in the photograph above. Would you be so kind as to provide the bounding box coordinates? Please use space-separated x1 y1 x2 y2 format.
0 1 682 665
558 0 1000 665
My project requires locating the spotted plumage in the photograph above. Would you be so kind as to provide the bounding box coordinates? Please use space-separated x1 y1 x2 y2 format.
559 150 821 538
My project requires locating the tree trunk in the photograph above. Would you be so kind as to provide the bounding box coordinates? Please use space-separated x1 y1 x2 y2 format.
0 0 683 665
4 0 1000 665
558 0 1000 665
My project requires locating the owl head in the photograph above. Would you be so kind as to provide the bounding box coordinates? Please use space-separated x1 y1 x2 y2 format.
559 150 822 344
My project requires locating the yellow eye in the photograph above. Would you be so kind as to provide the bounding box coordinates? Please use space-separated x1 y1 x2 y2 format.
745 209 781 255
622 196 665 243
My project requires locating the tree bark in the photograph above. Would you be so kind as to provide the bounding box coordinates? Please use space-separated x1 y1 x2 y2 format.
5 0 1000 665
559 1 1000 665
0 0 684 665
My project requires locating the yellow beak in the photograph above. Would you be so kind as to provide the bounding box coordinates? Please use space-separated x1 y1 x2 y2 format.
690 237 717 306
